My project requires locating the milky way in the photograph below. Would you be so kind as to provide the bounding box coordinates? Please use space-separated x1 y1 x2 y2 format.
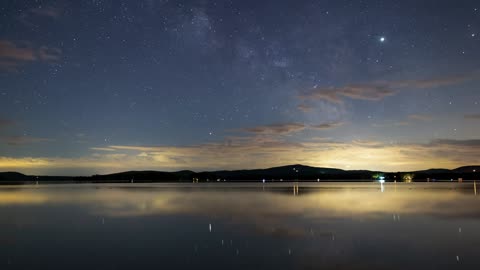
0 0 479 175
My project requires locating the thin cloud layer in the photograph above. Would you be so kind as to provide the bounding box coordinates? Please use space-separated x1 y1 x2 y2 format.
1 138 479 175
0 118 13 129
408 114 433 121
242 123 306 135
299 85 394 104
240 121 344 135
29 7 62 18
311 122 344 130
2 136 53 146
0 40 61 71
300 71 480 104
465 114 480 119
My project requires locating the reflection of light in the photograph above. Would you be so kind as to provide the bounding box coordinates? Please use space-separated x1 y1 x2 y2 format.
379 179 385 183
209 223 212 232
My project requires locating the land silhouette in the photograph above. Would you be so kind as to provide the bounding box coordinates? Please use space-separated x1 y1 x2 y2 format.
1 164 479 184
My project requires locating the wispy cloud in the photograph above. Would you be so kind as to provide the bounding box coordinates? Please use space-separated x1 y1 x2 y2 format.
3 136 480 175
464 114 480 120
29 7 62 18
0 118 14 129
0 40 61 72
299 71 480 104
241 123 306 135
297 103 314 113
429 139 480 148
0 40 36 61
17 6 62 27
2 136 53 146
239 121 344 135
311 122 344 130
299 84 395 104
408 114 433 121
90 147 117 152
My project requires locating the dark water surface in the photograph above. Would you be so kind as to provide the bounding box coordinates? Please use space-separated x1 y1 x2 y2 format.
0 183 479 269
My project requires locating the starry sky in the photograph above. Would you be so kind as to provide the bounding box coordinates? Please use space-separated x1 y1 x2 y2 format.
0 0 479 175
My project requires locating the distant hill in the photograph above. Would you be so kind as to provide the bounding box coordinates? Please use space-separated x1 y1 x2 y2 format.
453 166 480 173
0 172 30 181
1 164 479 184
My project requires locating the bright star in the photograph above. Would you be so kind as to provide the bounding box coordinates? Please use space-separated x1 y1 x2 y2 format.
379 37 386 42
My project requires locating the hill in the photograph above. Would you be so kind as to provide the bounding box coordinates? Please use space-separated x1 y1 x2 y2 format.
1 164 479 183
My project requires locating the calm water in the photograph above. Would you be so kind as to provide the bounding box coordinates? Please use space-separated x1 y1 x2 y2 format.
0 182 479 269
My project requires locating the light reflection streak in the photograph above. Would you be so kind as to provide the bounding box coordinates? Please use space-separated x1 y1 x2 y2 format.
0 184 478 225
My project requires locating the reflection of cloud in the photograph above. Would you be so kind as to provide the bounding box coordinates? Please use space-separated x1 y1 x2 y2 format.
0 40 61 72
300 71 480 104
1 184 478 223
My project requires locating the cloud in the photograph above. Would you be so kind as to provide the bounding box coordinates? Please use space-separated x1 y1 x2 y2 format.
38 46 61 61
2 136 53 146
408 114 433 121
0 40 36 61
299 84 395 104
297 103 314 113
310 122 344 130
0 60 24 72
17 6 62 27
300 71 480 104
464 114 480 120
29 7 61 18
90 147 117 152
0 40 61 72
429 139 480 148
3 137 480 175
391 72 480 89
0 118 14 129
241 123 306 135
239 121 344 135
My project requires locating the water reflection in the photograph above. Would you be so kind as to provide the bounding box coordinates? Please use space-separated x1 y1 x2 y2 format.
0 183 477 219
0 183 479 269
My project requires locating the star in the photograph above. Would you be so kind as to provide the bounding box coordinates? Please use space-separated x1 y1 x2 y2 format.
379 36 386 43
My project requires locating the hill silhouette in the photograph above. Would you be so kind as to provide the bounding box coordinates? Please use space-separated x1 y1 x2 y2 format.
1 164 479 184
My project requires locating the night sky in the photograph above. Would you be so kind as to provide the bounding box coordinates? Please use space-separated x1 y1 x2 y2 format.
0 0 479 175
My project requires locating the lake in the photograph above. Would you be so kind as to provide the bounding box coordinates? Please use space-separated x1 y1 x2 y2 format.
0 182 479 269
